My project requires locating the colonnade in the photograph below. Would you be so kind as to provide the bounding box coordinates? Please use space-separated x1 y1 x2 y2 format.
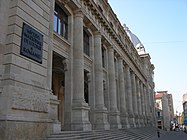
64 9 154 131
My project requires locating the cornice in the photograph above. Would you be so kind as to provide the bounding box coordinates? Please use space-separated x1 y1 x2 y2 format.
80 0 149 83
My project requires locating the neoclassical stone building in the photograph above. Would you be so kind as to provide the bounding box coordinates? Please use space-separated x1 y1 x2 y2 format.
0 0 156 139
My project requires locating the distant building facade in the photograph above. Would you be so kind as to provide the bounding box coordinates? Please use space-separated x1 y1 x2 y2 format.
0 0 155 139
167 94 174 121
183 93 187 121
155 91 174 130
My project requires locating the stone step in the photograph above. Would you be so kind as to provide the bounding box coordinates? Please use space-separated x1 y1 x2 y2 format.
76 130 138 140
46 127 160 140
47 133 140 140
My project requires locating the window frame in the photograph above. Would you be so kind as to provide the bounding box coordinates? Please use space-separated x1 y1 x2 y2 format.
83 29 90 56
54 3 68 40
84 70 89 103
102 45 106 68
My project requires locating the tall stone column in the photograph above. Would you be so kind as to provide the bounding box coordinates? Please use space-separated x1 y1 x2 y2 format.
143 85 148 126
151 89 157 127
136 78 142 127
72 9 91 131
118 58 129 128
146 85 151 126
108 47 121 129
94 31 110 130
140 82 145 126
131 72 138 127
125 65 135 127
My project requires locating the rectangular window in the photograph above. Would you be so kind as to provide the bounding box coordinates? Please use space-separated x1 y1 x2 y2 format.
84 70 89 103
102 46 106 68
157 112 160 117
83 30 90 56
54 3 68 40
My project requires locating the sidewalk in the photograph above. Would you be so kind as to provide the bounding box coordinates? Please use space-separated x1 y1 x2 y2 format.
148 131 187 140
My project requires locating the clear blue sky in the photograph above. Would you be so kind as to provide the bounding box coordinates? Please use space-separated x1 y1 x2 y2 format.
109 0 187 113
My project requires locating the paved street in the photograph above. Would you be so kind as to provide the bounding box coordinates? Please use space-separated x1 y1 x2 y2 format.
149 131 187 140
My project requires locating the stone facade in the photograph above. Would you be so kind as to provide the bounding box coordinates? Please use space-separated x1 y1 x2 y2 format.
183 93 187 122
0 0 155 139
155 91 173 130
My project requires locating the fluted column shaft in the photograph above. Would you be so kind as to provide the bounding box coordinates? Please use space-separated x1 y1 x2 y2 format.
72 9 91 131
125 65 135 127
140 82 145 126
73 10 84 102
136 79 142 115
108 47 121 129
131 73 138 116
130 72 138 127
118 58 129 128
94 32 105 109
108 47 118 112
136 78 142 127
125 66 133 115
146 85 151 126
143 86 148 126
94 31 110 130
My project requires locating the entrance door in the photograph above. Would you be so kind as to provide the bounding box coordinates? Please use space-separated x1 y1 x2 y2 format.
52 52 65 127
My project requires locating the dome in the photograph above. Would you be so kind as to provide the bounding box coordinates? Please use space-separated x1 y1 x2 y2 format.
124 25 141 47
124 24 146 55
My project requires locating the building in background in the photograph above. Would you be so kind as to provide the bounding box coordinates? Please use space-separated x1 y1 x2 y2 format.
0 0 156 139
167 94 174 121
155 91 174 130
183 93 187 129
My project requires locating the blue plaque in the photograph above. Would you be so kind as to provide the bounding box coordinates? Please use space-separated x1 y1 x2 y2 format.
20 23 43 63
184 120 187 125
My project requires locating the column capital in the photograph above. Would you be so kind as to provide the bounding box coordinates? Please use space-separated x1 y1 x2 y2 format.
62 59 69 71
108 45 114 52
114 51 120 58
94 31 101 36
118 56 123 62
74 8 83 18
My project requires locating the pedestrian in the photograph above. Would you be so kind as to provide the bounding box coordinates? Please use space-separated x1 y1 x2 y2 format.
157 130 160 138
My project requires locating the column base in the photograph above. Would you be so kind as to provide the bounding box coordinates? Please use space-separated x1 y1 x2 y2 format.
128 114 136 128
95 108 110 130
120 113 130 128
71 102 92 131
109 111 122 129
140 115 145 127
134 114 140 128
52 121 61 133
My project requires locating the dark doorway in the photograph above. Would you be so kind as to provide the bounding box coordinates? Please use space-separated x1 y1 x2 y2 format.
52 52 65 127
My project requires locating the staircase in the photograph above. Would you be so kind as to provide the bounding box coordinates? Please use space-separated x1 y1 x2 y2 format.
46 127 161 140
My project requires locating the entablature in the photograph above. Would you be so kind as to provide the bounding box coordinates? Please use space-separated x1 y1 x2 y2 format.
62 0 150 83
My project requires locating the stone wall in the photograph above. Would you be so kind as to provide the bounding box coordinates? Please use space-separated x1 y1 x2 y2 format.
0 0 54 139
